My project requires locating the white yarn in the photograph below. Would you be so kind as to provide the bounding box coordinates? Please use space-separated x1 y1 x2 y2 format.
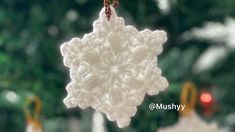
26 124 43 132
60 7 168 128
158 111 219 132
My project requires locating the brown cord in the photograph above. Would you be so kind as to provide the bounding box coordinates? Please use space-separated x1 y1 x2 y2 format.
112 0 119 8
104 0 119 20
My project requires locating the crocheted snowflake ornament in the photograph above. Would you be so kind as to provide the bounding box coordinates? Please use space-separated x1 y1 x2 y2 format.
158 111 218 132
60 7 168 127
26 123 43 132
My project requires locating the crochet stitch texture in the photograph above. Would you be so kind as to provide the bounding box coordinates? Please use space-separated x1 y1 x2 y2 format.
60 7 168 127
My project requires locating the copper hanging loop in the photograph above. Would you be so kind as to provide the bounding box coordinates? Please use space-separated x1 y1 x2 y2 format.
180 82 197 116
23 96 42 129
104 0 119 21
104 0 111 20
112 0 119 8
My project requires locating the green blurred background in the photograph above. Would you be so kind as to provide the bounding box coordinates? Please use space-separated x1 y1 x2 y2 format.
1 0 235 132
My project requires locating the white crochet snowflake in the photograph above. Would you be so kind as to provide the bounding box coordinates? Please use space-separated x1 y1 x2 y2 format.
26 123 43 132
158 111 219 132
60 7 168 127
